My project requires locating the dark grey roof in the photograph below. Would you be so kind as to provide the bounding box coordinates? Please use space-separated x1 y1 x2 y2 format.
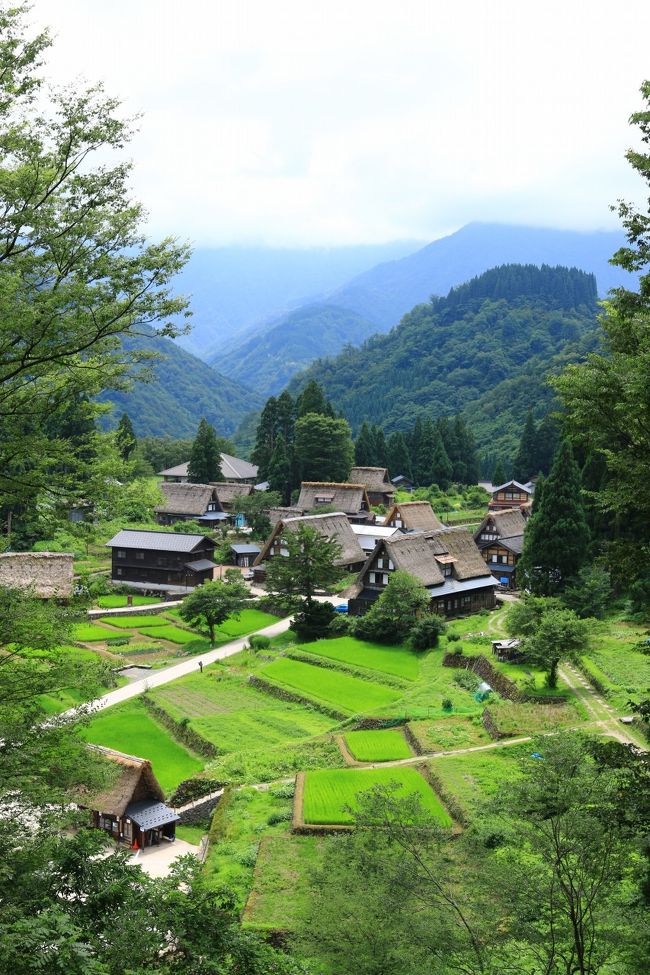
230 544 261 554
126 799 180 830
106 530 213 553
158 453 258 481
428 576 498 597
498 534 524 554
184 558 218 572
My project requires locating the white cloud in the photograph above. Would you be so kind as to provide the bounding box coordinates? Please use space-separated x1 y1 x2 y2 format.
32 0 650 244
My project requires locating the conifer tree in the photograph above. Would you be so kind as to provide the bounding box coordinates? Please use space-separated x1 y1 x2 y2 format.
294 413 354 482
115 412 137 461
414 417 435 486
355 421 375 465
373 425 389 467
491 458 506 486
275 390 296 443
296 379 331 418
513 409 538 482
430 427 453 489
187 417 222 483
251 396 278 477
267 433 293 505
387 431 412 480
518 440 589 594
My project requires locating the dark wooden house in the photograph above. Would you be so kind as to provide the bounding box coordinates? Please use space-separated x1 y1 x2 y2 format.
391 474 414 493
155 482 227 527
348 526 497 618
348 467 395 507
254 511 366 582
82 746 179 849
383 501 443 532
212 481 254 512
297 482 374 524
229 543 261 568
474 507 527 589
106 529 217 592
489 479 534 511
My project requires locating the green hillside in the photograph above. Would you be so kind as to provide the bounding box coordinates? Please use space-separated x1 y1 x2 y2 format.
98 331 262 438
289 264 601 459
214 303 378 396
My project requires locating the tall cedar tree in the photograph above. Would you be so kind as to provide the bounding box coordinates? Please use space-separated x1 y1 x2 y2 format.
387 431 412 480
115 412 137 460
267 433 293 504
355 421 375 465
492 458 506 485
372 425 389 467
251 396 278 477
517 440 589 594
294 413 354 482
296 379 333 418
513 408 538 481
187 417 223 483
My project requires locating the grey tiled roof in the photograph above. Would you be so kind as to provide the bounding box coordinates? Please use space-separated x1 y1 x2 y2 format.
126 799 180 830
106 529 212 553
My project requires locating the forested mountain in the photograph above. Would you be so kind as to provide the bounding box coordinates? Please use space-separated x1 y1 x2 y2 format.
98 332 262 438
288 264 601 461
172 241 420 357
214 303 379 395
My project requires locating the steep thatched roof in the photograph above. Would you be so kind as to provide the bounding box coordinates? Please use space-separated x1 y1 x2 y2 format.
211 482 254 504
380 532 445 586
255 511 365 567
82 746 166 816
348 467 394 494
427 527 493 581
475 507 527 541
497 535 524 555
298 482 370 514
384 501 443 532
269 506 304 525
0 551 74 598
155 482 220 516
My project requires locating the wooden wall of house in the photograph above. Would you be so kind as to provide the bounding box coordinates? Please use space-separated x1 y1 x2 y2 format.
111 541 214 587
481 544 516 567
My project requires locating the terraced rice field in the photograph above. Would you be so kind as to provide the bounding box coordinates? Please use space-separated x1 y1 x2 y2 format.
137 624 201 644
429 743 528 819
298 636 420 680
302 767 452 826
96 595 162 608
98 614 170 628
83 699 204 792
261 658 400 715
344 728 412 762
73 623 116 642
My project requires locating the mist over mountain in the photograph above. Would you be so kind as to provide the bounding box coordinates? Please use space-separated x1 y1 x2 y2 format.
172 240 421 357
214 223 633 397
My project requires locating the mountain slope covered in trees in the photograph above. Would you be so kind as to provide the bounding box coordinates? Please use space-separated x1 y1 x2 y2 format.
215 303 379 395
289 264 601 462
98 332 262 438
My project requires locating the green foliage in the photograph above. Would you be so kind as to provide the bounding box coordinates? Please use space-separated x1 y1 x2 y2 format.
249 634 271 651
344 729 412 762
187 417 223 483
518 439 590 594
507 597 591 687
178 577 249 643
290 600 337 642
409 614 446 650
232 490 281 538
294 411 354 482
354 571 430 644
265 523 345 608
562 564 612 618
115 412 137 460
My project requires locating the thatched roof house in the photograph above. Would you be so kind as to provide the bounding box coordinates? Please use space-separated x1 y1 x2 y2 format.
384 501 443 532
348 467 395 506
255 511 366 573
269 506 304 525
158 453 258 484
81 746 179 848
155 482 226 526
474 507 528 589
297 482 373 523
211 481 254 509
0 551 74 598
349 526 496 618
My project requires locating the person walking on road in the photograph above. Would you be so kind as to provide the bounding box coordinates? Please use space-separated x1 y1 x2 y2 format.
198 660 203 673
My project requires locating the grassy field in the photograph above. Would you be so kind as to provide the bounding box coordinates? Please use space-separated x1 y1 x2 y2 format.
83 699 204 793
581 620 650 709
96 595 162 608
430 744 529 819
73 623 116 642
164 607 278 642
408 716 492 752
298 636 420 680
261 657 400 715
344 728 412 762
137 624 203 644
486 700 584 736
243 833 331 933
98 614 170 628
302 767 452 826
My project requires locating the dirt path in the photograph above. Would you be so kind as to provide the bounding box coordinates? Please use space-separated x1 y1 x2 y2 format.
557 662 644 747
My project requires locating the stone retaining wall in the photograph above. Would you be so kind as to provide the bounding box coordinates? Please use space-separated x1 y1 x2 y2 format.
443 652 567 706
247 675 347 721
177 790 223 825
141 695 218 758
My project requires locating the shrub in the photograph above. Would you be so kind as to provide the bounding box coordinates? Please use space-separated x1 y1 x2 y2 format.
266 809 292 825
328 613 351 635
409 615 446 650
235 844 259 867
448 632 461 642
105 636 130 647
453 670 479 691
249 634 271 651
290 600 337 642
442 697 453 712
269 781 295 799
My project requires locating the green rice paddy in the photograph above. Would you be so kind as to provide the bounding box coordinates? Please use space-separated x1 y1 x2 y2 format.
261 657 400 714
98 614 170 628
96 595 162 608
73 623 115 642
344 728 412 762
137 624 201 644
302 767 452 826
298 636 420 680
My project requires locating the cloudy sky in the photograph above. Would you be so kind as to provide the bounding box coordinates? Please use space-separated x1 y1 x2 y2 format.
34 0 649 246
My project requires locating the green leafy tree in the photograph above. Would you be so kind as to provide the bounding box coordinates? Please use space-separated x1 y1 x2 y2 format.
562 564 612 619
0 5 190 511
294 412 354 482
355 571 430 644
115 413 137 461
178 576 249 644
265 523 344 617
187 417 223 483
232 490 281 539
517 440 589 594
507 597 590 687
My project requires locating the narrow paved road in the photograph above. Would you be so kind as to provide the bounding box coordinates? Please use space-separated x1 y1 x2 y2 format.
68 616 293 717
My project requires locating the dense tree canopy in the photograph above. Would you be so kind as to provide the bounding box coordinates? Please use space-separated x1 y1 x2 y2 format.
187 418 223 483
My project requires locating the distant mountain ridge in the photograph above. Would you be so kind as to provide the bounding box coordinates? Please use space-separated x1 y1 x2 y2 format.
288 263 601 462
214 223 633 396
98 332 262 438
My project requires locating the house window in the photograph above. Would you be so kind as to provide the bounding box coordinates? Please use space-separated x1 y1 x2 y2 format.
369 571 376 584
382 573 388 585
387 560 394 570
117 550 126 559
135 551 144 560
116 568 123 576
442 565 452 577
207 502 217 511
